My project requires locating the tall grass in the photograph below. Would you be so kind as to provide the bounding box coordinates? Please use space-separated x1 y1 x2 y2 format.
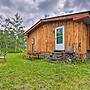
0 53 90 90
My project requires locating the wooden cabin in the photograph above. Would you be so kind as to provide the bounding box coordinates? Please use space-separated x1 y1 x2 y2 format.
24 11 90 57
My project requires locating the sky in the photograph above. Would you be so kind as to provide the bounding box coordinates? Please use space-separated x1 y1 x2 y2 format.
0 0 90 30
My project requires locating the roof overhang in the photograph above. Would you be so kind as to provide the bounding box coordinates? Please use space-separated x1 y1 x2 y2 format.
24 11 90 36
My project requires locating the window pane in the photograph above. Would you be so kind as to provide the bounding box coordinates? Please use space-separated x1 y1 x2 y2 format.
56 27 63 44
57 28 63 36
57 36 63 44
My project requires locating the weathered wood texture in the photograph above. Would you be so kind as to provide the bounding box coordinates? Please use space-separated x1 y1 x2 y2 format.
87 24 90 51
27 19 90 54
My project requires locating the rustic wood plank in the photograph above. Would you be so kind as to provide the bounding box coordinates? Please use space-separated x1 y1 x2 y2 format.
27 19 90 55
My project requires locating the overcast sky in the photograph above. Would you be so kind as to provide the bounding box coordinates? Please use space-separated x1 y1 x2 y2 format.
0 0 90 30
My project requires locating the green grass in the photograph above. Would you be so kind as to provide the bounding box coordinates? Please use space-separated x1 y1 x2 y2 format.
0 53 90 90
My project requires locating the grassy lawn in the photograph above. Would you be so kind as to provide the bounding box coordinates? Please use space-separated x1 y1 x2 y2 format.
0 53 90 90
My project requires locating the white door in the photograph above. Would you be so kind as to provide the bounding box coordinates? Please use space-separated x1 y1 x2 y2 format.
55 26 64 50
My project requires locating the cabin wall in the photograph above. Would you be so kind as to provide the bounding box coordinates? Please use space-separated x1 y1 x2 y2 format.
27 23 55 53
78 22 87 54
65 20 78 52
87 25 90 51
27 20 68 53
27 20 89 54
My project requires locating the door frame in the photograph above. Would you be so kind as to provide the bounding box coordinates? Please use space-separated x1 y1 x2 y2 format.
55 26 65 50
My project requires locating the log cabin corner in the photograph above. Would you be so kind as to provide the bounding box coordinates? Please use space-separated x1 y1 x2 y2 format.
24 11 90 59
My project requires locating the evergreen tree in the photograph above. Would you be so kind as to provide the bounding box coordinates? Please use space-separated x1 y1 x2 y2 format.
0 13 26 54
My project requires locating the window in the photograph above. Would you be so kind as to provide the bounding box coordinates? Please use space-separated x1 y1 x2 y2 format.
56 28 63 44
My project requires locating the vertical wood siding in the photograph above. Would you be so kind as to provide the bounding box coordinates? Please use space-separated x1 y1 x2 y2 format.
27 20 90 54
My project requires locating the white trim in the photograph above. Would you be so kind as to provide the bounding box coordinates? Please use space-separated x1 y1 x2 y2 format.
55 26 64 50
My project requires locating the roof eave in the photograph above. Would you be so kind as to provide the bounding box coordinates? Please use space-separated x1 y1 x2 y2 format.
24 19 42 36
24 11 90 36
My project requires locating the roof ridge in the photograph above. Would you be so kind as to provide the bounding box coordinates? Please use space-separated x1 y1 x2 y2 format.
42 11 90 21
